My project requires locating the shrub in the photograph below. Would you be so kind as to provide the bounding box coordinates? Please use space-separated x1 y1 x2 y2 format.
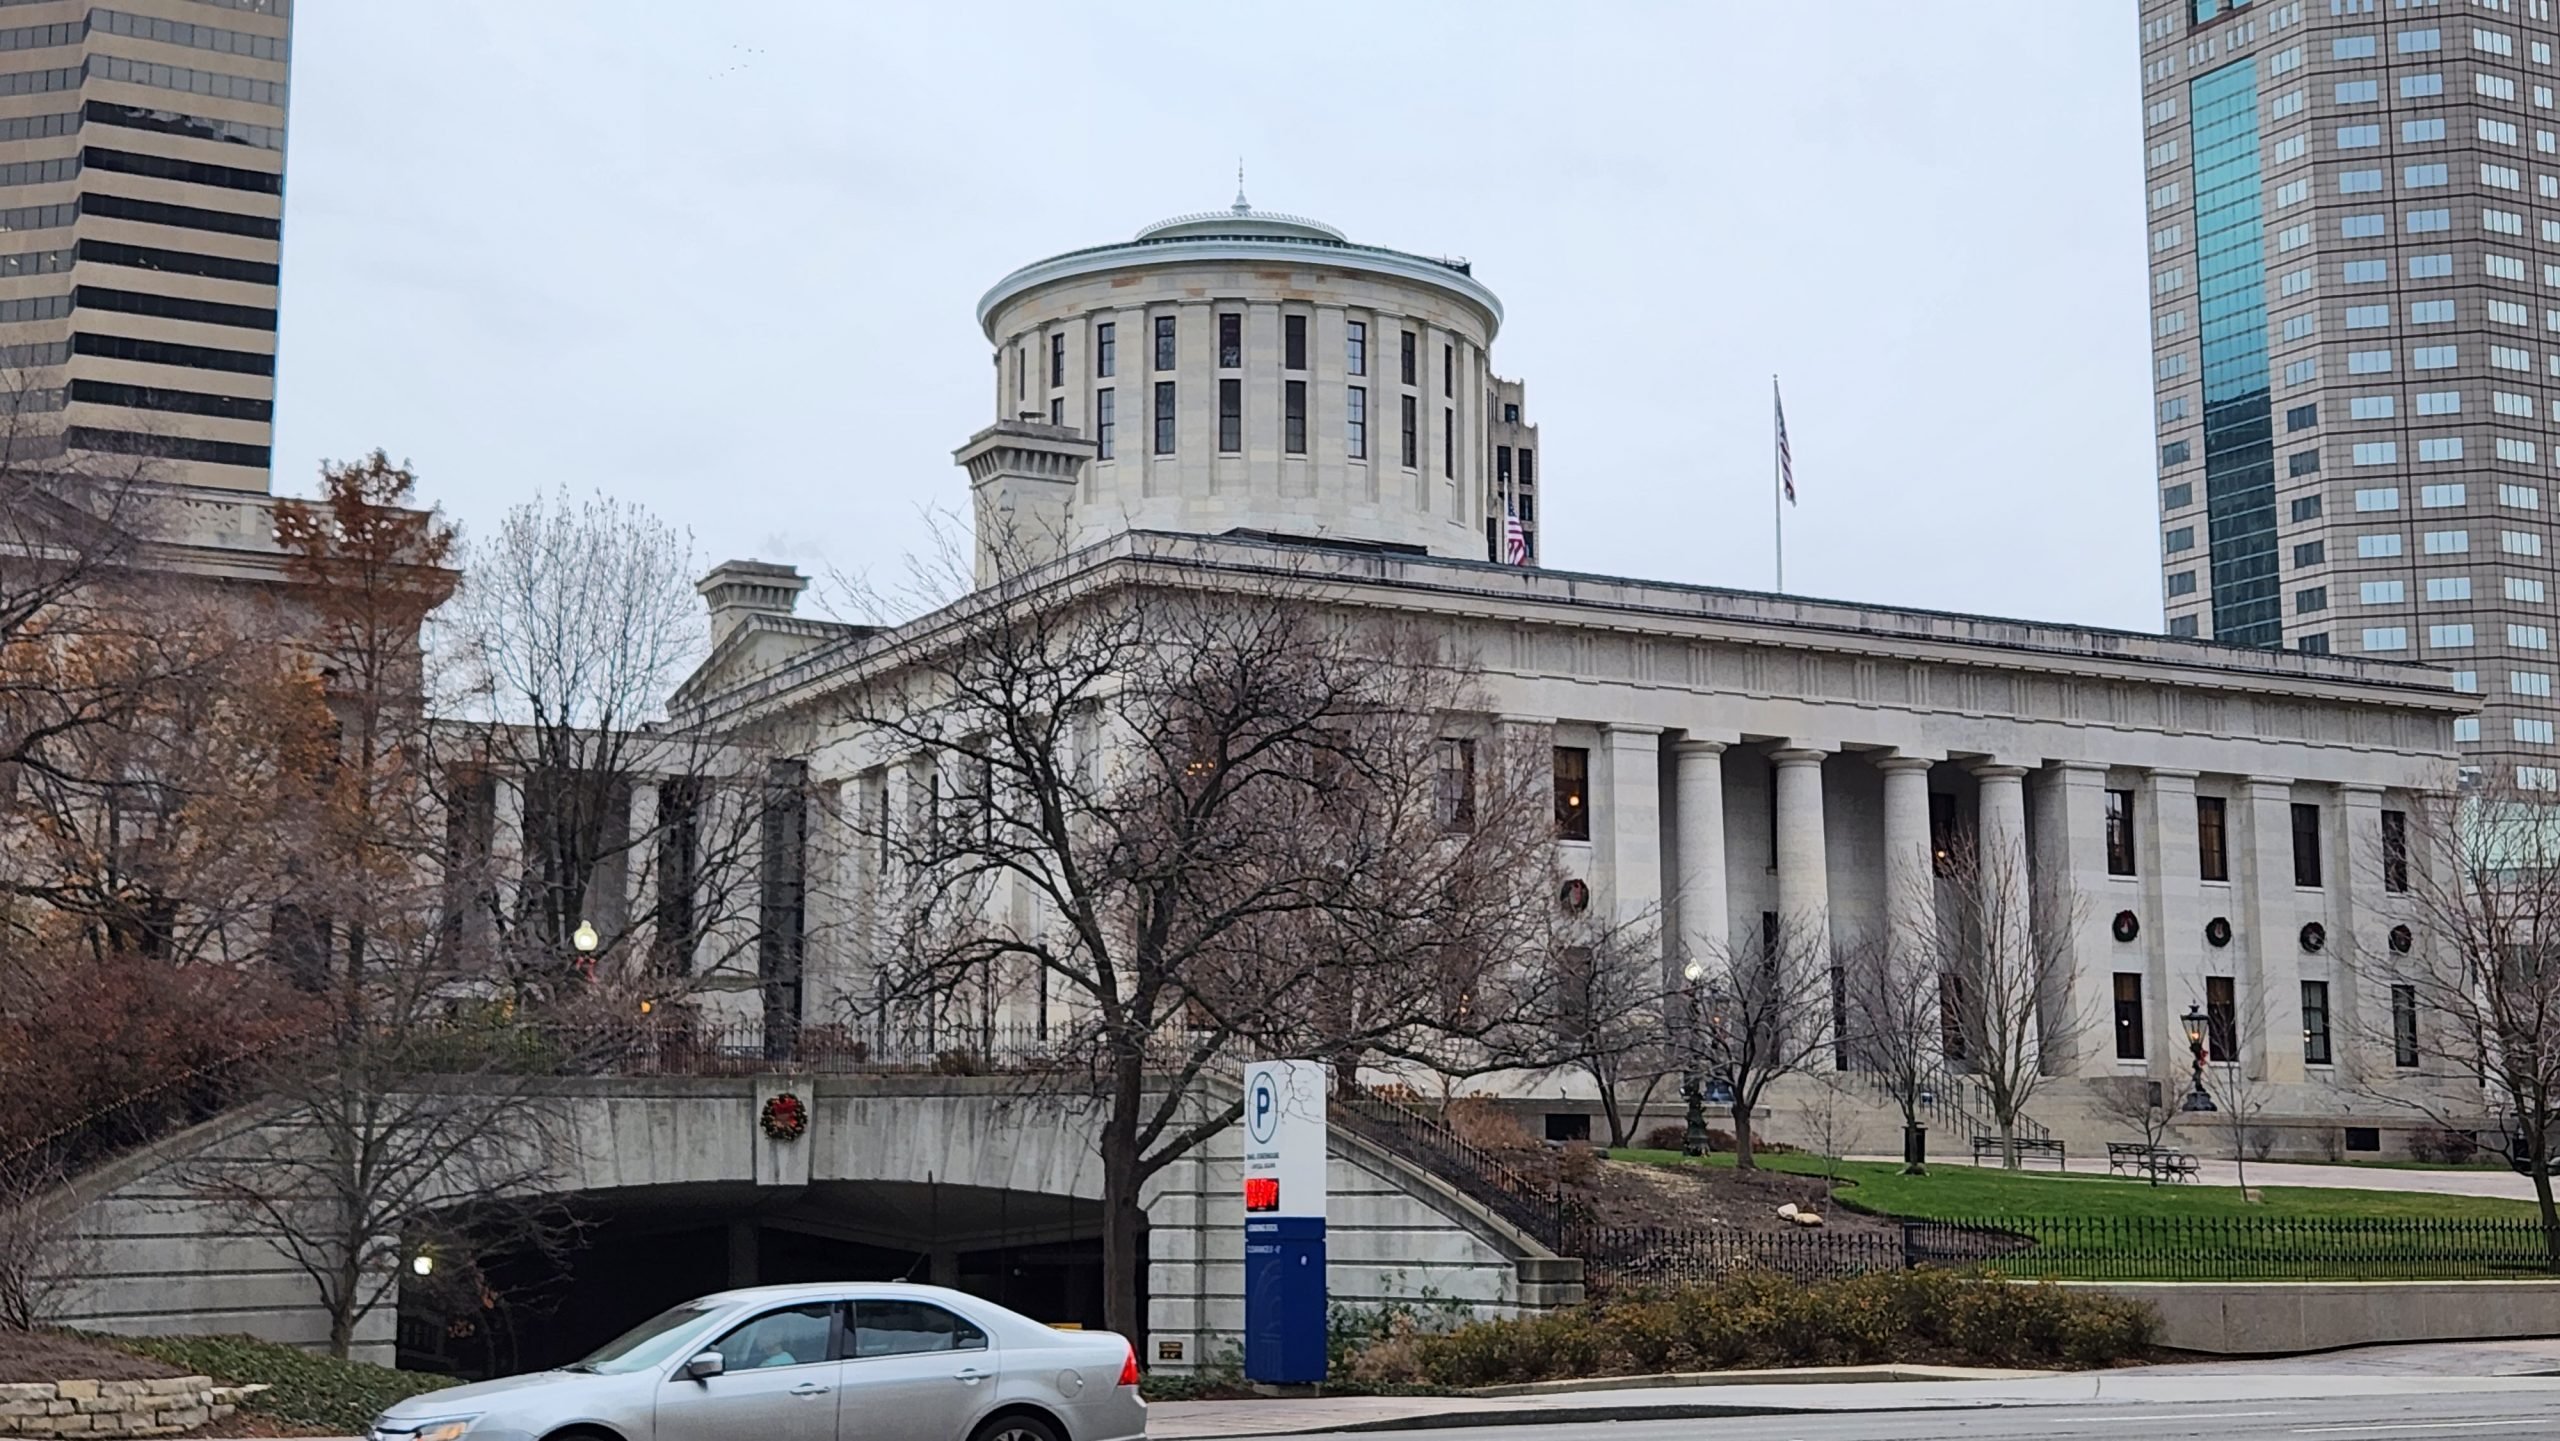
1555 1143 1600 1190
1360 1271 2155 1388
1445 1099 1540 1154
2409 1127 2480 1165
1639 1124 1690 1153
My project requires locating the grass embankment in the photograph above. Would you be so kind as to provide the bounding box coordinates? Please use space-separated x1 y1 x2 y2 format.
88 1332 456 1435
1608 1149 2543 1221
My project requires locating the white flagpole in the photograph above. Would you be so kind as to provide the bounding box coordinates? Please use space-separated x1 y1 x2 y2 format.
1772 375 1784 593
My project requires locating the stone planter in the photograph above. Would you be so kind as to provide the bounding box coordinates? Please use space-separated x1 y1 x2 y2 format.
0 1376 249 1438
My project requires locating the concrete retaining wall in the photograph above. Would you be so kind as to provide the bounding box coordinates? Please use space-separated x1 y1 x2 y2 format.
2076 1280 2560 1354
52 1076 1572 1370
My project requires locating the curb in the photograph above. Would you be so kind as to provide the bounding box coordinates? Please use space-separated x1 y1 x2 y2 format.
1183 1400 2006 1436
1461 1362 2050 1397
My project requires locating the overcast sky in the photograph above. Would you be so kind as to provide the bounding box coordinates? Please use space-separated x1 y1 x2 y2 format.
273 2 2157 632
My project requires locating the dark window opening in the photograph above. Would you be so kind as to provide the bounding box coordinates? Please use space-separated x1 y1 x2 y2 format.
2105 788 2137 876
1217 313 1241 369
1283 380 1305 455
2382 809 2409 892
1283 313 1306 371
2292 802 2323 887
2197 796 2229 881
2206 975 2237 1063
1553 746 1590 841
1218 378 1241 453
2114 973 2146 1060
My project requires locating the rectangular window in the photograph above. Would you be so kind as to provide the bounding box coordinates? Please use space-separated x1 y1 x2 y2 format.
1096 321 1115 378
2105 789 2137 876
2292 802 2323 887
1153 381 1176 455
2168 525 2196 553
1442 342 1453 397
2509 531 2547 556
1399 394 1417 468
2434 576 2475 600
2364 626 2410 651
2297 586 2327 614
2518 671 2556 697
1346 385 1367 459
1094 387 1114 460
2359 534 2404 558
2287 402 2318 431
2404 72 2445 97
1283 380 1306 455
1283 314 1306 372
2345 259 2389 284
2198 796 2229 882
2302 981 2333 1066
2415 344 2459 368
1435 739 1475 831
1400 330 1416 385
2524 717 2558 745
1048 396 1063 425
1049 332 1064 388
2168 570 2198 596
1553 746 1590 841
2351 394 2395 419
2430 623 2475 648
2516 624 2553 649
2400 27 2442 52
1154 316 1176 370
2295 539 2326 567
1346 320 1366 376
2383 809 2409 893
2291 494 2322 522
2411 299 2457 324
1442 407 1454 477
1217 378 1241 453
2421 481 2465 504
2510 576 2545 602
2392 983 2419 1067
2363 579 2406 604
2411 253 2454 278
2114 973 2146 1061
2207 975 2239 1064
1217 313 1241 370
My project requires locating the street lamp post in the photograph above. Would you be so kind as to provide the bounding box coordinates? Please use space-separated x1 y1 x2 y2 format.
1680 960 1709 1157
572 918 599 979
2181 1003 2218 1113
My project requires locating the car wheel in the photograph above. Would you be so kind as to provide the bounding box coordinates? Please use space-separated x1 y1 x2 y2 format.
969 1414 1062 1441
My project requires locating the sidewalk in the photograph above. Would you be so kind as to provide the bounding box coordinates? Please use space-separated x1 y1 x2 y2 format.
1145 1342 2560 1438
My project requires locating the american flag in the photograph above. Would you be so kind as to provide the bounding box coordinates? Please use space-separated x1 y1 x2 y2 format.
1775 380 1795 506
1503 509 1530 565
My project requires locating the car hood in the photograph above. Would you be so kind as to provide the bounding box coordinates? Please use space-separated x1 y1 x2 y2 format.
377 1370 592 1420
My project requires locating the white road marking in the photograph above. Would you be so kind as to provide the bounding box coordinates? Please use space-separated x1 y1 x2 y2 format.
2293 1422 2549 1435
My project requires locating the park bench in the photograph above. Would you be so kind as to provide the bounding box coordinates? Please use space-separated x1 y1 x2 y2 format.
2108 1140 2201 1182
1970 1134 2067 1170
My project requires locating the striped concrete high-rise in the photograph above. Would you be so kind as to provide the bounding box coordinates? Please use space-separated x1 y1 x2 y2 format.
0 0 284 493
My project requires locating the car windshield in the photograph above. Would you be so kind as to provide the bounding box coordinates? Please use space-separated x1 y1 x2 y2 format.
569 1302 723 1375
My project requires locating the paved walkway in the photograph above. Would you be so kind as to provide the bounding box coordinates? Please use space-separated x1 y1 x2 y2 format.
1849 1153 2544 1200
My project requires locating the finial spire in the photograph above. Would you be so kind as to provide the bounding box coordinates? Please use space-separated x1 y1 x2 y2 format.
1233 159 1249 213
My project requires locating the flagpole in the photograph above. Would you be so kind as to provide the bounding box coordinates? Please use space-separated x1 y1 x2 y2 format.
1772 374 1784 593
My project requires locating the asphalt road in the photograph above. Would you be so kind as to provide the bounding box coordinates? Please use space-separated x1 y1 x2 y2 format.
1225 1392 2560 1440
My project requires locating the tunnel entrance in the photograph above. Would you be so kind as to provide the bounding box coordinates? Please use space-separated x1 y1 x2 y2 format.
397 1179 1131 1379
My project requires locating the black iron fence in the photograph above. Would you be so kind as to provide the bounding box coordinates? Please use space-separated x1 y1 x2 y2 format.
1572 1214 2560 1287
1334 1089 1569 1248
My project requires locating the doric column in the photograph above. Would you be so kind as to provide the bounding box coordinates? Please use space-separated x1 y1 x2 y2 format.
2331 783 2384 1085
1972 763 2036 1069
2037 761 2118 1075
1599 725 1665 933
2236 776 2309 1085
1875 756 1936 946
1673 739 1731 975
1771 747 1832 952
2139 769 2201 1075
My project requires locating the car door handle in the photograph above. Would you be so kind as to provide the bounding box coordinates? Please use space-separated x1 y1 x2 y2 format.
954 1366 991 1383
790 1383 831 1396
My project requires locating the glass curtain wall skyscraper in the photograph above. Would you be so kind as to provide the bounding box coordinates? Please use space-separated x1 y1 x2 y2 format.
0 0 290 493
2141 0 2560 787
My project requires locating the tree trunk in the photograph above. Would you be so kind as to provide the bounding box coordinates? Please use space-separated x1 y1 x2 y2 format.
1596 1081 1628 1150
2532 1135 2560 1274
1099 1062 1148 1343
1730 1103 1756 1171
326 1253 362 1360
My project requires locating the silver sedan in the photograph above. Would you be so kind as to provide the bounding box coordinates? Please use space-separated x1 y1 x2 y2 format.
367 1281 1148 1441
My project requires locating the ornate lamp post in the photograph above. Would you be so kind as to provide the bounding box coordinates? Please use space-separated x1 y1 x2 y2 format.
1680 960 1709 1157
2181 1003 2218 1113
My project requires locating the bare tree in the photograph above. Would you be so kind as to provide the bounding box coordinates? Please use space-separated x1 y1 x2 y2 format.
837 531 1559 1337
1689 922 1845 1170
1849 918 1949 1174
1789 1074 1863 1199
2206 1052 2275 1199
440 487 774 998
1917 826 2087 1169
1481 903 1672 1150
2351 777 2560 1257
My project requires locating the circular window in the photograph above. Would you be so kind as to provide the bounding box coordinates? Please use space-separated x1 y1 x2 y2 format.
2389 923 2415 955
2205 916 2233 948
1559 878 1590 913
2300 921 2327 954
2112 909 2141 943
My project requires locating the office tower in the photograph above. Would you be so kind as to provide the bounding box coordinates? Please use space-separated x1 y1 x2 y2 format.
2141 0 2560 783
0 0 287 492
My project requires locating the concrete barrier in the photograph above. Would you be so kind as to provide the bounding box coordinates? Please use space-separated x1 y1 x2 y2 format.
2075 1280 2560 1354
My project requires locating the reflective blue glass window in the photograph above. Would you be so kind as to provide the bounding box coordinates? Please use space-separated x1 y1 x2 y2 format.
2189 58 2281 647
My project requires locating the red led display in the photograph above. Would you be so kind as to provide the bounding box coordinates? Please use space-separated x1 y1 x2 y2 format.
1244 1177 1281 1212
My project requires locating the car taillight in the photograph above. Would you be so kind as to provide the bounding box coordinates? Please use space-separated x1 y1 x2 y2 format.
1118 1345 1140 1387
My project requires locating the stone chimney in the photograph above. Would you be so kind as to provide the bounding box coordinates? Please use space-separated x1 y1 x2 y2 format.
697 559 808 648
953 418 1097 587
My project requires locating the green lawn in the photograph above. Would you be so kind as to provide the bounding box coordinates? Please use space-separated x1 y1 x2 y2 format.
1605 1149 2545 1222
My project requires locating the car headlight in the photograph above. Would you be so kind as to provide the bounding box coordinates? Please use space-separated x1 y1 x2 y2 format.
371 1417 480 1441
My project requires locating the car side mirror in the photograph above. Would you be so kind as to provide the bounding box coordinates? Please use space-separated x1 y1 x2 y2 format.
683 1351 724 1382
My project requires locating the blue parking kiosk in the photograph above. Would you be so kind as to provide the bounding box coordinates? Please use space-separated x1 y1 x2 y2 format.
1241 1059 1327 1385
